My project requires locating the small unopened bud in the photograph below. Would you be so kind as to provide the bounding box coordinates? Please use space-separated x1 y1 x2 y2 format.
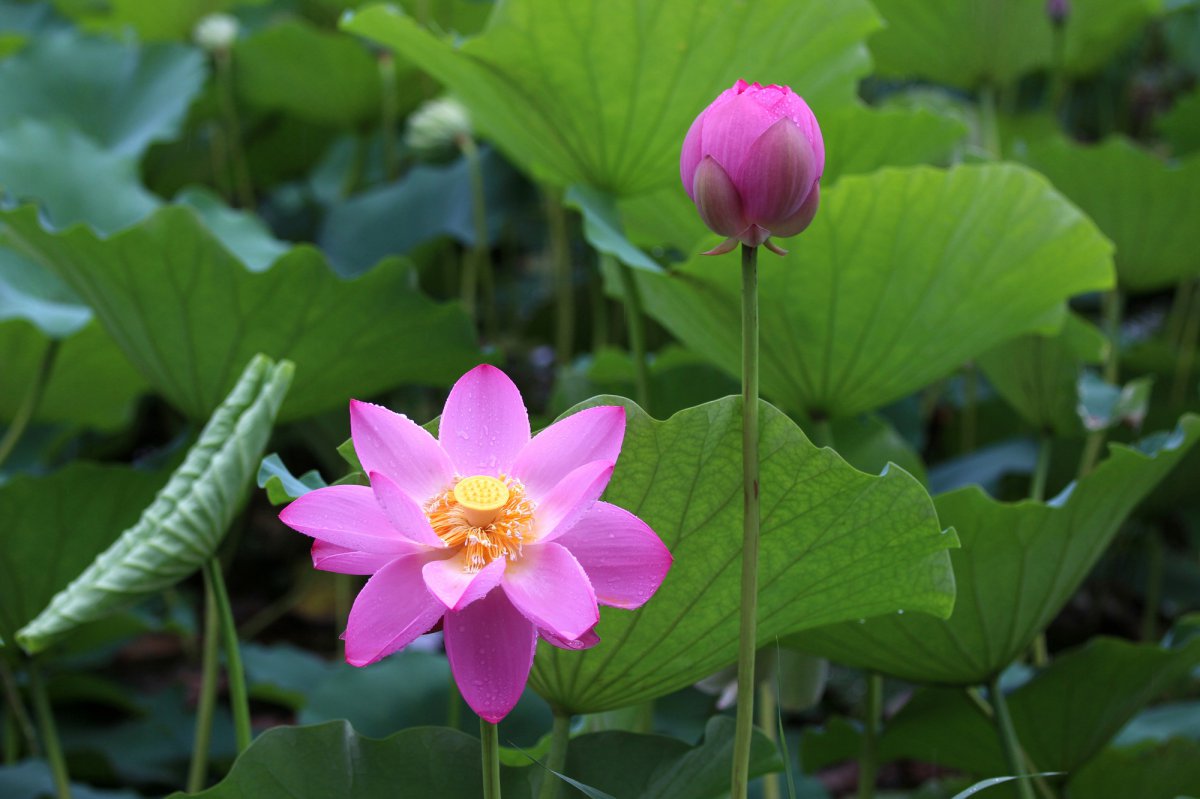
1046 0 1070 26
193 13 239 53
405 97 473 157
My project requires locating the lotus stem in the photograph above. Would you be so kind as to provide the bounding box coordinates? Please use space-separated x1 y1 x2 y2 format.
758 681 781 799
458 135 497 340
612 254 651 408
204 559 252 752
481 717 502 799
731 242 761 799
545 188 574 366
0 658 37 760
989 675 1036 799
214 48 253 209
0 339 59 471
1140 531 1164 641
187 575 221 792
1031 436 1052 502
1078 290 1122 476
1171 279 1200 408
857 672 882 799
538 710 572 799
379 53 399 181
28 659 70 799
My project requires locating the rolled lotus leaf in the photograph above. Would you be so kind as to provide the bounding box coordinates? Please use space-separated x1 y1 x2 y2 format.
17 354 293 654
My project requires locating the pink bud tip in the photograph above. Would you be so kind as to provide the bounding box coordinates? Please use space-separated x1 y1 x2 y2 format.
680 80 824 253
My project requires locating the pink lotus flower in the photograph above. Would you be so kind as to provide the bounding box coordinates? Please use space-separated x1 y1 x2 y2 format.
278 365 672 722
680 80 824 255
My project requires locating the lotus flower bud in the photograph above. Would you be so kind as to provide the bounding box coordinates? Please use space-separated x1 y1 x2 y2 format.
405 96 473 158
1046 0 1070 26
193 13 239 54
680 80 824 255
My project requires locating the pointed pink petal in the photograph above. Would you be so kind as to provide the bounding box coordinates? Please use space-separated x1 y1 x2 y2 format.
511 405 625 501
555 501 672 609
311 541 398 575
539 626 601 651
680 114 704 201
422 553 506 610
279 485 420 555
698 91 778 182
744 84 824 177
369 471 446 549
532 460 614 543
344 554 446 666
501 542 598 641
438 365 531 477
769 181 820 239
692 156 748 237
701 237 740 256
350 400 454 502
737 118 817 226
444 589 537 723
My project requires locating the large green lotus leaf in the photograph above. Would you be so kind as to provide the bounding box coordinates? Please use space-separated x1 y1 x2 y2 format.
1159 90 1200 156
0 204 482 422
530 396 957 713
562 717 781 799
0 121 159 233
51 0 247 42
0 318 145 429
17 356 292 654
0 244 144 428
1069 738 1200 799
869 0 1162 89
788 415 1200 684
342 0 879 195
0 245 90 339
0 28 205 156
0 463 163 648
880 637 1200 776
176 721 534 798
977 312 1107 437
234 20 387 126
625 164 1114 420
820 104 968 185
1023 136 1200 292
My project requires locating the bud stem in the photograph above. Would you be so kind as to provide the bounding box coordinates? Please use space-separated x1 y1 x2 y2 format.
614 256 651 409
731 242 760 799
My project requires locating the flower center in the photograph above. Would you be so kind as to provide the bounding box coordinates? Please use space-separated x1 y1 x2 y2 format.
453 475 510 527
427 474 534 572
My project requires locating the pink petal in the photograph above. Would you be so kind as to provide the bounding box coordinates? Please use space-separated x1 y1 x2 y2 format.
279 485 421 555
698 91 779 184
682 79 751 199
692 156 749 238
745 84 825 177
370 471 447 549
310 541 398 575
438 365 530 478
511 405 625 501
501 542 598 641
532 460 614 543
680 115 705 201
769 181 820 239
737 118 817 227
350 400 454 502
444 589 537 723
555 501 672 609
344 554 446 667
539 626 601 652
422 553 506 610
